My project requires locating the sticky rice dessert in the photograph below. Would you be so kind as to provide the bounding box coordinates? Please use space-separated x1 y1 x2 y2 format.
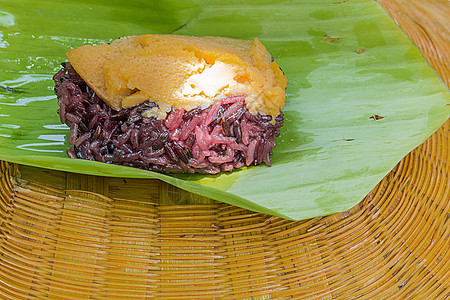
53 34 287 174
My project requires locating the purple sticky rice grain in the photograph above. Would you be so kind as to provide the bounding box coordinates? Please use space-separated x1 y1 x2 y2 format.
53 62 284 174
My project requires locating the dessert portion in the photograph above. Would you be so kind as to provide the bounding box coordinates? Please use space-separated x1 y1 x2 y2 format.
53 34 287 174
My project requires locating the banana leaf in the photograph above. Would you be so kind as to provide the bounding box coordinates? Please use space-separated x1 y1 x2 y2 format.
0 0 448 220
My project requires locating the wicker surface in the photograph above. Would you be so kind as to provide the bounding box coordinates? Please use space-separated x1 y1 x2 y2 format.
0 0 449 299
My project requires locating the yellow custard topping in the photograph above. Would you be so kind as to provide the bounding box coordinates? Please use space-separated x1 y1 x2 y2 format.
66 34 287 119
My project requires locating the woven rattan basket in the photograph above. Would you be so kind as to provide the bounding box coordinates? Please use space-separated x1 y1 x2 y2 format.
0 0 449 299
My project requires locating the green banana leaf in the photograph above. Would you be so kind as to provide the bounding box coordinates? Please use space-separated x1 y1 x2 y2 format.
0 0 448 220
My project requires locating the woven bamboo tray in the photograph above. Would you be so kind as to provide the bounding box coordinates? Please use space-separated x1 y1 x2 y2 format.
0 0 449 299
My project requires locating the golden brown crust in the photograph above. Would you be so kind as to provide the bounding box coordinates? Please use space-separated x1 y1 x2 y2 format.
66 34 288 118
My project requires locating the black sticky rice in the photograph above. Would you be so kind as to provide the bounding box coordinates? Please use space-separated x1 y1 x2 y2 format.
53 62 284 174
